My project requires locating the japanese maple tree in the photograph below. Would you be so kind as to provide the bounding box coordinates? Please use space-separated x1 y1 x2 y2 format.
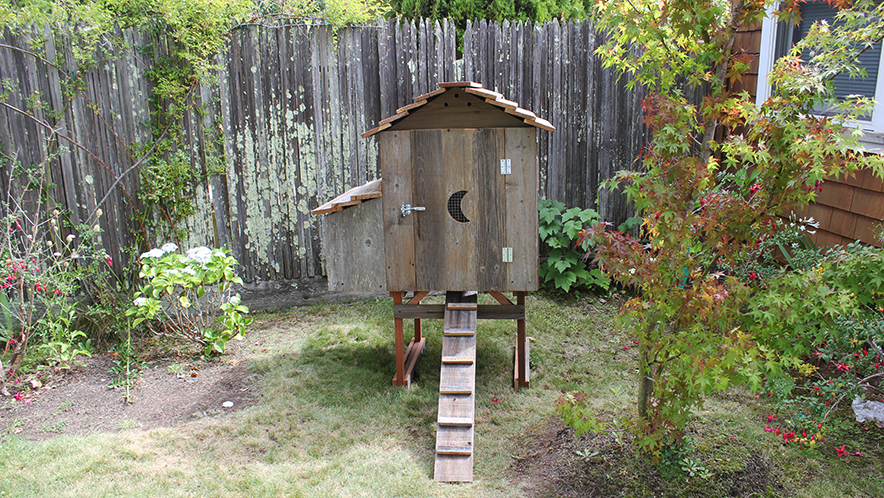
575 0 884 456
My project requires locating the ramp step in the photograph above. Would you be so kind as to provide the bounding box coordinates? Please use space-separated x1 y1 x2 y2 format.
437 446 473 455
443 329 475 336
438 416 473 427
440 386 472 394
434 454 473 483
447 302 478 311
442 356 474 364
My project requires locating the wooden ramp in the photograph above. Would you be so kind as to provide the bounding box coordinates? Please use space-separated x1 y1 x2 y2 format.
434 292 478 482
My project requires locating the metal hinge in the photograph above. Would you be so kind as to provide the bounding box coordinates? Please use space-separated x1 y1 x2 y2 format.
500 159 511 175
502 247 513 263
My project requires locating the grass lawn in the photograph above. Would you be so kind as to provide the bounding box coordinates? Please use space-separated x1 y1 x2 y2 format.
0 293 881 497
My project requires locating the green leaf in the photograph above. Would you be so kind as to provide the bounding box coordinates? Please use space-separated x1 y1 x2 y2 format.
554 271 577 292
554 258 573 273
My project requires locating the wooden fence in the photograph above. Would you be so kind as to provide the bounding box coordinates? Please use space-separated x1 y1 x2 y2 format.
0 19 645 288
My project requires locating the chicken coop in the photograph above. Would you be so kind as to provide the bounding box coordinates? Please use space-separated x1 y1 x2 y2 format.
313 81 554 482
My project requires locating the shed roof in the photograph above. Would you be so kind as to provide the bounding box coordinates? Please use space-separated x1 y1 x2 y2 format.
312 178 382 215
361 81 555 138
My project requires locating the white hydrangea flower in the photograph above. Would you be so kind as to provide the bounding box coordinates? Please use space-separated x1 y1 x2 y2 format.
161 242 179 254
181 267 197 276
228 295 241 305
187 246 213 263
133 297 148 307
140 248 165 259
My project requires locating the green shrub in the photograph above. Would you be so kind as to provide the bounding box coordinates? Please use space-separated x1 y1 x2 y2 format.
538 198 609 293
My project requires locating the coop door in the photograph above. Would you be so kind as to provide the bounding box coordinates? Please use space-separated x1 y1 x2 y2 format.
381 128 537 292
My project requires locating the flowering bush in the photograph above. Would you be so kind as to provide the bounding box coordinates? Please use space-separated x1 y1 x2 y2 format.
0 161 116 396
750 242 884 447
126 244 251 357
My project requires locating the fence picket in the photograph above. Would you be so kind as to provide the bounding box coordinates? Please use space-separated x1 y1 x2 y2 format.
0 20 645 287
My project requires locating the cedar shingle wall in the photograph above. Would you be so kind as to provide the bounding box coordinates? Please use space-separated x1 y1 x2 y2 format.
733 21 884 247
731 22 762 100
793 172 884 246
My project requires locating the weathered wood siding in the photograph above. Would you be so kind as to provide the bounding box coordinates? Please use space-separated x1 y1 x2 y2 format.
0 19 646 286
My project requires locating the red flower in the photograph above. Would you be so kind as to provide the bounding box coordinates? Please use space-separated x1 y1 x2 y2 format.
836 445 847 457
749 183 762 193
106 255 113 267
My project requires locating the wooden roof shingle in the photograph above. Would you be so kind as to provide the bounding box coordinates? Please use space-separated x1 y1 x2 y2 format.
311 178 382 215
361 81 555 138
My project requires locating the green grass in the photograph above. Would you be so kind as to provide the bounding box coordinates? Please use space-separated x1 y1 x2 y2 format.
0 294 881 497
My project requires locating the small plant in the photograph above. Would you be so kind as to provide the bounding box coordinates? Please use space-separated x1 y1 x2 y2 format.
679 457 711 479
574 447 599 462
538 198 609 293
108 337 143 403
656 439 711 481
33 300 92 370
167 362 186 378
556 391 608 437
126 244 251 357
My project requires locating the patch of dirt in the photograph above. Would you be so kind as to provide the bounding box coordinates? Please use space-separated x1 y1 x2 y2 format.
727 452 788 497
0 342 260 440
511 418 791 498
512 418 628 498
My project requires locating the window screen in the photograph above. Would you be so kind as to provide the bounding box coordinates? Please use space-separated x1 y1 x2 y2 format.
784 1 882 101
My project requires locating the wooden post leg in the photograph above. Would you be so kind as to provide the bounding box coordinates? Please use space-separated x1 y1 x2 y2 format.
414 296 423 343
393 291 406 386
516 291 527 390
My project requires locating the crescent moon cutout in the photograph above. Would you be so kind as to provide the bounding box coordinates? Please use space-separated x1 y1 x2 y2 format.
447 190 470 223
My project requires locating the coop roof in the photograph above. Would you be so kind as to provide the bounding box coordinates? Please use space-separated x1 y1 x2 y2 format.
312 178 382 215
361 81 555 138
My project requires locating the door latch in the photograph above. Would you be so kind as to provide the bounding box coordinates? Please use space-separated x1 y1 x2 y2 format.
401 203 426 217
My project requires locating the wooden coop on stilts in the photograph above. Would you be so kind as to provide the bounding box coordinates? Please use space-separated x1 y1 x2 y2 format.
313 82 555 483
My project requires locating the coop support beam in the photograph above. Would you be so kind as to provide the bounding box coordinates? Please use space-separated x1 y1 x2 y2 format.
515 291 529 390
488 291 513 305
409 291 429 344
393 291 427 387
392 291 406 386
393 304 524 320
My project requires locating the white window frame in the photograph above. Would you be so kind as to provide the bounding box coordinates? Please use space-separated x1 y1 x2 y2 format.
756 5 884 148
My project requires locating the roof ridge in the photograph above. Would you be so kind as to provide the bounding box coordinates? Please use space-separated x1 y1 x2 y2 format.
361 82 554 138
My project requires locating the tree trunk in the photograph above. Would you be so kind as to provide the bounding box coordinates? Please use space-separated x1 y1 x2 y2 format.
637 321 656 421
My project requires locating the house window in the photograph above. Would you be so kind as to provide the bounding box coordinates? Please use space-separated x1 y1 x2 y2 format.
757 2 884 145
